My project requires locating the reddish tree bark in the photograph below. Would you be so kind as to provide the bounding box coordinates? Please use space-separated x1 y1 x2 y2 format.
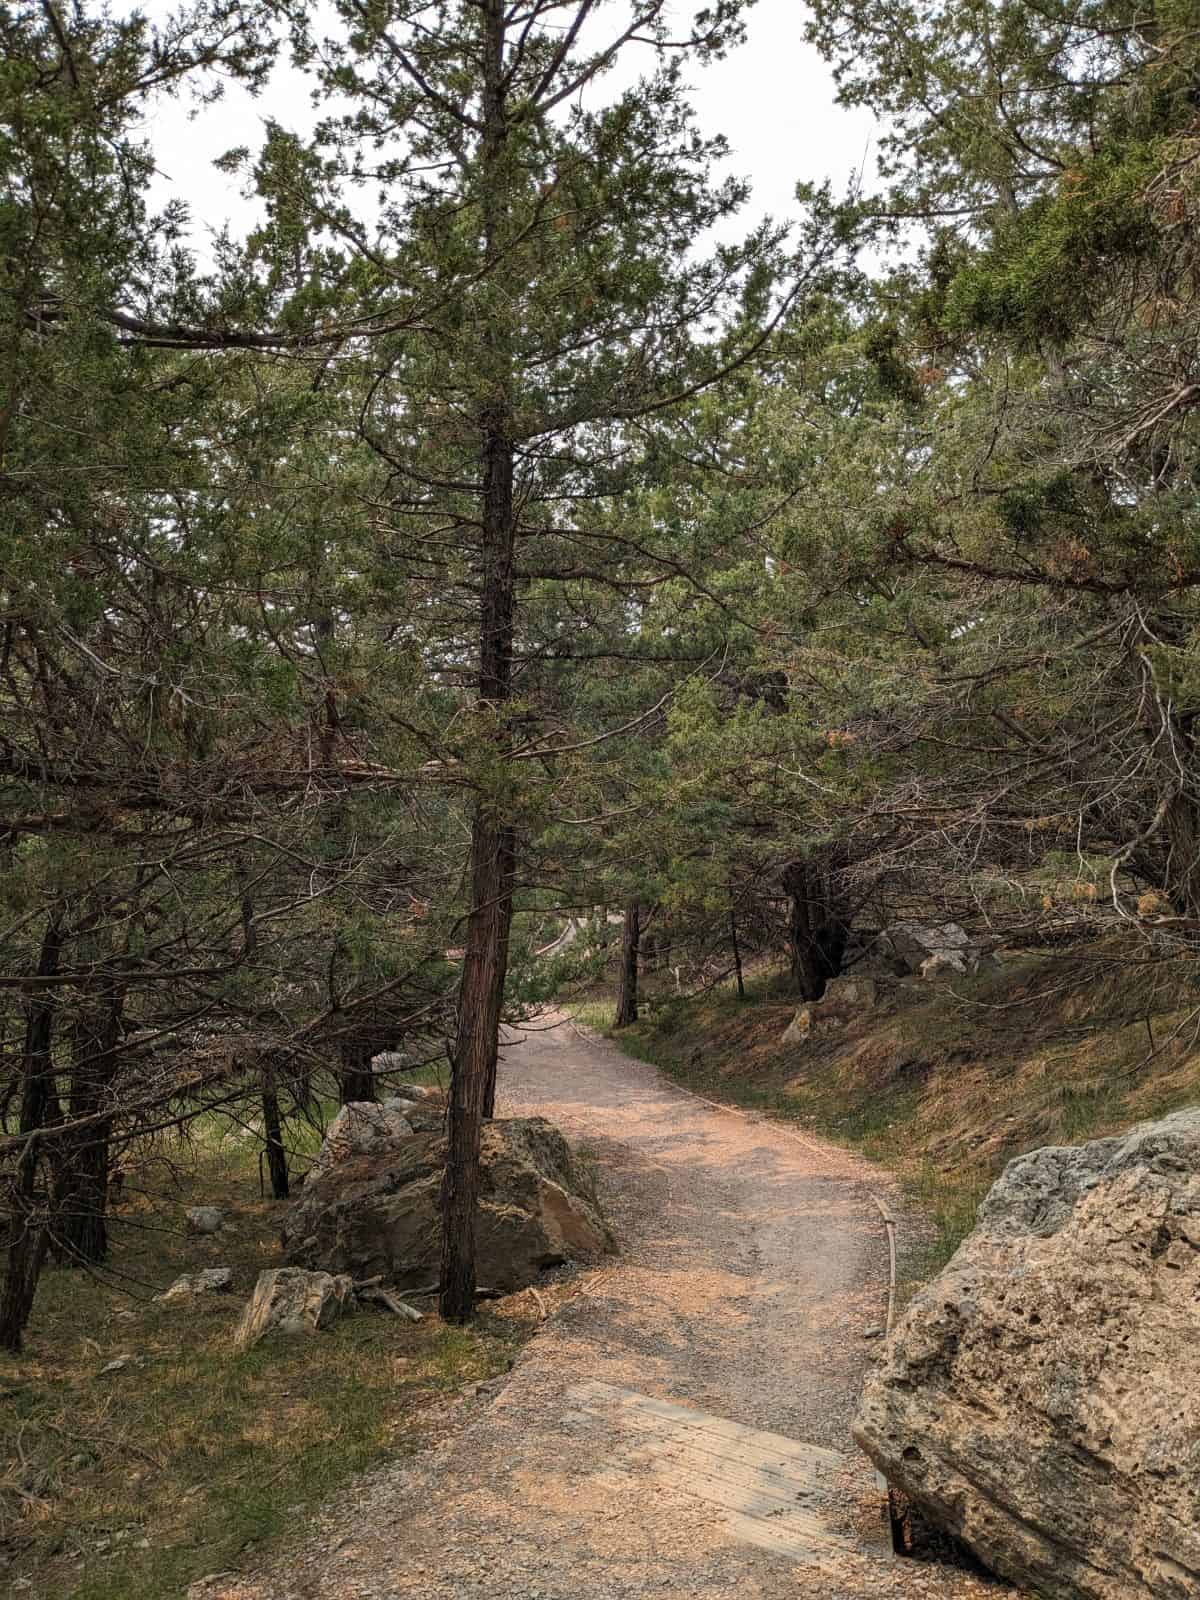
439 0 519 1326
614 901 641 1027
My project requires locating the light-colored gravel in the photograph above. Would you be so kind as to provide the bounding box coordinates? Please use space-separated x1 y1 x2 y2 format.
189 1013 1011 1600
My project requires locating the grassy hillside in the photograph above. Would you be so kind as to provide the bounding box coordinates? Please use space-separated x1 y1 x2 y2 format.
577 948 1200 1278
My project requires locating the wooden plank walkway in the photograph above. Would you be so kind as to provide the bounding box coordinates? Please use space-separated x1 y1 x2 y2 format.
567 1379 885 1564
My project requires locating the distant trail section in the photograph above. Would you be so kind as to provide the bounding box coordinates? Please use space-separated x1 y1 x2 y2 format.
495 1013 889 1453
203 1012 1007 1600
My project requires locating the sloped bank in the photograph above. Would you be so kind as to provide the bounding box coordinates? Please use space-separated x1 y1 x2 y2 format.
583 950 1200 1273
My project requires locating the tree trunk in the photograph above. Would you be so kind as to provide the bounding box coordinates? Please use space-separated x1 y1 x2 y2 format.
336 1038 377 1105
55 1120 110 1264
55 994 123 1266
730 908 746 1001
1163 789 1200 919
480 821 515 1122
440 0 517 1324
261 1061 290 1200
441 808 515 1322
0 917 62 1353
289 1068 313 1114
614 900 641 1027
782 861 848 1002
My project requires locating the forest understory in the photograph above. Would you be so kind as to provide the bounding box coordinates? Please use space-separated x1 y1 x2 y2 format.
0 1075 545 1600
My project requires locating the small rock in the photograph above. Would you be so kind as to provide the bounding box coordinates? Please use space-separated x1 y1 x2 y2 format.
185 1574 239 1600
782 1008 813 1045
821 975 879 1010
232 1267 354 1351
381 1097 423 1119
186 1206 225 1235
372 1044 447 1078
919 950 968 980
862 1325 884 1340
881 919 989 977
155 1267 234 1302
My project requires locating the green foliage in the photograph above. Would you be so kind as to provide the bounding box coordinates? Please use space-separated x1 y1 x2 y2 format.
7 0 1200 1448
943 146 1162 343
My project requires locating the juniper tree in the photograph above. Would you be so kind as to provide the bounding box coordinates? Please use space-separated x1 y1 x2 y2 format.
789 0 1200 939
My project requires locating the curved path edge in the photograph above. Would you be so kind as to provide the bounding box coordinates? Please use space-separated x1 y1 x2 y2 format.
190 1011 1005 1600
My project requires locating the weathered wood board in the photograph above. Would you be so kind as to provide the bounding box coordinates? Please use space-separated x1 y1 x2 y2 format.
568 1379 887 1564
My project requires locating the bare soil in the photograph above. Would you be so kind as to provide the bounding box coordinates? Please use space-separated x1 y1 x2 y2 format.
187 1013 1011 1600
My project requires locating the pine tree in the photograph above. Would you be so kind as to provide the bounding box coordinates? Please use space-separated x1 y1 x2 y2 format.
246 0 819 1316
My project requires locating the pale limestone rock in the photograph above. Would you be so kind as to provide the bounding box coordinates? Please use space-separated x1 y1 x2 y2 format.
820 975 878 1009
782 1007 813 1044
881 920 982 975
308 1102 415 1183
232 1267 354 1350
371 1041 446 1075
918 950 968 979
381 1096 425 1121
782 976 877 1045
855 1108 1200 1600
185 1205 225 1234
156 1267 233 1302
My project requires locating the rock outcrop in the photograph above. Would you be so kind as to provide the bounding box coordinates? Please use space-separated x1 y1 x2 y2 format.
233 1267 354 1350
781 974 878 1043
855 1108 1200 1600
283 1115 612 1293
878 921 991 977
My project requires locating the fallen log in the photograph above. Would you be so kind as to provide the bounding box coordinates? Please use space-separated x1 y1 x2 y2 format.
356 1284 422 1323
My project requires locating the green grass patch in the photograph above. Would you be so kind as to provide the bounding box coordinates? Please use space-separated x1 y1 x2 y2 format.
1 1108 531 1600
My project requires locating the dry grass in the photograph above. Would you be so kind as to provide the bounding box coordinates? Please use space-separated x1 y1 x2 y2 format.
580 946 1200 1288
0 1098 536 1600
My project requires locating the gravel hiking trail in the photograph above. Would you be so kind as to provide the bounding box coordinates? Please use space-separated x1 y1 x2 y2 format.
191 1013 1008 1600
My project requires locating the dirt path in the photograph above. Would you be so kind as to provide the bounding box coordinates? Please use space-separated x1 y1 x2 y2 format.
194 1015 1004 1600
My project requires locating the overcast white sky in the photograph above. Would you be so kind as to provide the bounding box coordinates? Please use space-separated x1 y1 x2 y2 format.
136 1 875 257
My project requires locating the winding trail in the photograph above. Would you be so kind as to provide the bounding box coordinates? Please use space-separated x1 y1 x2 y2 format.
199 1014 1003 1600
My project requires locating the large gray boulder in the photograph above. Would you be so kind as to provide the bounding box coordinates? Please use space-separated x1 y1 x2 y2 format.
855 1108 1200 1599
283 1116 613 1293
